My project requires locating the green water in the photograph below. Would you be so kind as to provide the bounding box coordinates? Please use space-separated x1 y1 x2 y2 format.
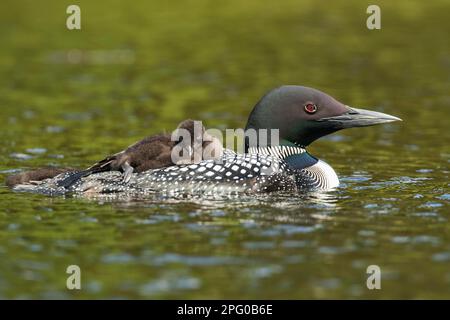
0 0 449 299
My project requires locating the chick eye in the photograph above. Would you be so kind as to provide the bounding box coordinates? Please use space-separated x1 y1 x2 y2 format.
304 103 317 114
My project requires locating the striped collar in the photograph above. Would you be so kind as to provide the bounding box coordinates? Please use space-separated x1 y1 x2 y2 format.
247 145 306 159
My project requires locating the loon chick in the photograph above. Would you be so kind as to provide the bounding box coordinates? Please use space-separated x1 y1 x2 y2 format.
134 85 402 193
58 119 223 188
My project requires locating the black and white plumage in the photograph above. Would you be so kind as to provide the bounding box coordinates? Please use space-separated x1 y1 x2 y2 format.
135 149 292 193
10 147 338 196
60 146 338 195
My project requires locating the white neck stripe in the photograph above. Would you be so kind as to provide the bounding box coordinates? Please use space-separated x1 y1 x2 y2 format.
247 146 306 159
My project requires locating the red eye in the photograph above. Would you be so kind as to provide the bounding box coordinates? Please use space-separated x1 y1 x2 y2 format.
304 103 317 114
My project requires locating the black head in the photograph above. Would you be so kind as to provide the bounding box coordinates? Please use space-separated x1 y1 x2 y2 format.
245 85 401 148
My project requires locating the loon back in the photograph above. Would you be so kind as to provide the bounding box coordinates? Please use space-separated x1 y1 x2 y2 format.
130 147 339 194
12 147 339 196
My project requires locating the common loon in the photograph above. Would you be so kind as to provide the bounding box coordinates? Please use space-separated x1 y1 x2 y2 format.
125 85 401 194
8 85 401 195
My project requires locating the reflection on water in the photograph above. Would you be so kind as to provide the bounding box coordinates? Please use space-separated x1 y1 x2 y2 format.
0 0 449 299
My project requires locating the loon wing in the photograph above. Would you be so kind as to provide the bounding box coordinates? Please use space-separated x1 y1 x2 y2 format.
134 150 295 193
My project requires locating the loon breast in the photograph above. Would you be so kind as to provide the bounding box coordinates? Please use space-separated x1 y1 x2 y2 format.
298 159 339 190
249 145 340 190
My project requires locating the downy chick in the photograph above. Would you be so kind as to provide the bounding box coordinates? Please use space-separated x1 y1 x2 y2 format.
58 119 223 188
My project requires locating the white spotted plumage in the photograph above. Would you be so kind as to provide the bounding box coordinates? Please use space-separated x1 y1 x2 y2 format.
135 149 291 193
131 145 339 194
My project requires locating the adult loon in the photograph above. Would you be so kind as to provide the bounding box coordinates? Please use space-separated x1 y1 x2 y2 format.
128 85 401 194
9 85 401 195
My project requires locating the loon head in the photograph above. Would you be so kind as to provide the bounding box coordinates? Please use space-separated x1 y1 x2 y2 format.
245 85 402 148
